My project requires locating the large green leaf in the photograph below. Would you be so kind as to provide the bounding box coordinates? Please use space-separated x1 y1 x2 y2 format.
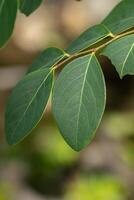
0 0 4 12
66 24 111 54
102 35 134 78
28 47 68 73
52 54 106 151
20 0 43 16
5 68 53 145
102 0 134 35
0 0 18 48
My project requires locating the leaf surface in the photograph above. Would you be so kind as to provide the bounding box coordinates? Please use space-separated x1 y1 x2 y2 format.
52 54 106 151
66 24 111 54
0 0 18 48
28 47 68 73
20 0 42 16
102 35 134 78
0 0 4 12
5 68 53 145
102 0 134 34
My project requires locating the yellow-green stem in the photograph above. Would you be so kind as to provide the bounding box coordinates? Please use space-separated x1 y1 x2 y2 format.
54 29 134 70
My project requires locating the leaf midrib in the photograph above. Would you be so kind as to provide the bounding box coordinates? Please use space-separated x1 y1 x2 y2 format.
121 42 134 77
75 54 93 148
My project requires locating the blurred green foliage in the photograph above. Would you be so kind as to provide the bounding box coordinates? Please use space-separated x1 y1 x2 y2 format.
0 112 133 198
64 175 126 200
0 182 13 200
104 112 134 167
104 112 134 139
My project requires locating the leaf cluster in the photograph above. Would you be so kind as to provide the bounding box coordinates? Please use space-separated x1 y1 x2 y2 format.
2 0 134 151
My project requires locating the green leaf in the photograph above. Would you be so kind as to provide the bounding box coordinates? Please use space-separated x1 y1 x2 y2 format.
5 68 53 145
66 24 111 54
102 35 134 78
0 0 18 48
52 54 106 151
0 0 4 12
28 47 68 74
102 0 134 35
19 0 43 16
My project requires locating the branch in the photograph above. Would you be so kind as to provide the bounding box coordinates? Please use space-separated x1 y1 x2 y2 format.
54 29 134 70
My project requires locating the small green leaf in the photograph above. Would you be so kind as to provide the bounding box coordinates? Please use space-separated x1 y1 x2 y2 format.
28 47 68 73
52 54 106 151
19 0 43 16
5 68 53 145
102 35 134 78
66 24 111 54
0 0 18 48
102 0 134 34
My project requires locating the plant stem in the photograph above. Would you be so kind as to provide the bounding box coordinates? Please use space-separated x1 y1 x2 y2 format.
54 29 134 70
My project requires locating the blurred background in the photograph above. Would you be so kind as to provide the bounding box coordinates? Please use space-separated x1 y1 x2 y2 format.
0 0 134 199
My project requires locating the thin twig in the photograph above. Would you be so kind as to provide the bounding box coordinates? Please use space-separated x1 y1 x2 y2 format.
54 29 134 70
